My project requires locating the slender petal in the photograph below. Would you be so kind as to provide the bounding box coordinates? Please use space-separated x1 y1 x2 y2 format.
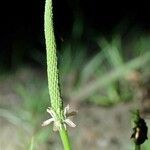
65 119 76 127
64 104 70 115
42 118 54 126
47 108 55 117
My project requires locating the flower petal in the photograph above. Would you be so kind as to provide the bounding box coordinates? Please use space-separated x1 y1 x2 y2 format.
65 119 76 128
64 104 70 115
47 108 55 117
42 118 54 126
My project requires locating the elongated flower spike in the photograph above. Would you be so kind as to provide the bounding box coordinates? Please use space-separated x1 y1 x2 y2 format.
44 0 75 148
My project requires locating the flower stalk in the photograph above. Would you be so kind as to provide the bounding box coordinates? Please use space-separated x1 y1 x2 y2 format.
43 0 76 149
135 145 140 150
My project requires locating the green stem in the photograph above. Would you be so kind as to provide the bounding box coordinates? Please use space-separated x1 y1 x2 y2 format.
135 145 140 150
44 0 71 149
59 128 72 150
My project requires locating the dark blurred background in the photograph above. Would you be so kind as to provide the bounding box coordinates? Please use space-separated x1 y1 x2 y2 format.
0 0 149 70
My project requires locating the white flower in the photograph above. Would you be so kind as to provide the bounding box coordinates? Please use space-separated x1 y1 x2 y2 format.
42 105 77 131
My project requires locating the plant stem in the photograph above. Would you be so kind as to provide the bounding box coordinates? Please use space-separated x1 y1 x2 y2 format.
59 128 72 150
135 145 140 150
29 137 34 150
44 0 71 149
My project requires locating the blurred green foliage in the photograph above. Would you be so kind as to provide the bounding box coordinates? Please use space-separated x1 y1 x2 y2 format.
58 31 150 106
12 19 150 130
15 80 49 125
142 140 150 150
0 18 149 149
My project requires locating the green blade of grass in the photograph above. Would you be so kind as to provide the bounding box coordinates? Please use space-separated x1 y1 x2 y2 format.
69 52 150 101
